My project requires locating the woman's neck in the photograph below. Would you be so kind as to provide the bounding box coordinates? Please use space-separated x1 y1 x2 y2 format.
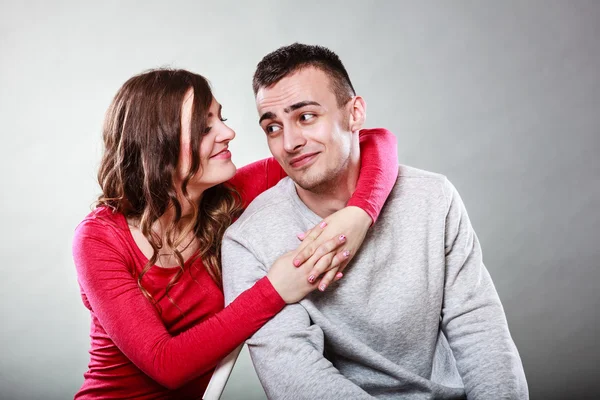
128 190 204 268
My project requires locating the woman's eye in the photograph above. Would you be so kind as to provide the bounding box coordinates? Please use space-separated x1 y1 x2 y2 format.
220 117 228 122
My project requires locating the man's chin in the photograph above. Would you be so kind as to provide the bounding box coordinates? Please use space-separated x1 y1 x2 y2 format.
290 173 327 193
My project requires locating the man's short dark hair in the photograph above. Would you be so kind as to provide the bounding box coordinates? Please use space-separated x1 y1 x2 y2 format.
252 43 356 107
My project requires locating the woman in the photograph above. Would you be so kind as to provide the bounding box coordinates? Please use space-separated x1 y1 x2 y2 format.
72 69 397 399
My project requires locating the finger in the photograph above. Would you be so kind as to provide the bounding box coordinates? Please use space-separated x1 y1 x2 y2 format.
305 234 346 268
309 247 350 281
293 220 327 267
308 220 328 241
296 228 311 241
301 220 328 245
293 228 346 267
333 249 352 273
336 257 350 274
307 252 335 284
317 267 340 292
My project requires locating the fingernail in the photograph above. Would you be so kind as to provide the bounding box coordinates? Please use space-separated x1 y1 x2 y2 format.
343 250 350 258
338 234 346 242
335 272 343 279
320 221 327 228
319 283 327 291
297 232 305 240
308 275 316 283
293 259 301 267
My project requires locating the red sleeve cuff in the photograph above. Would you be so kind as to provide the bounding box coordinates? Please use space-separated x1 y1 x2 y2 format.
253 276 286 312
347 197 378 224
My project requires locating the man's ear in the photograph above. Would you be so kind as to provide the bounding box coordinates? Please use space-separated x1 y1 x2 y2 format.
347 96 366 132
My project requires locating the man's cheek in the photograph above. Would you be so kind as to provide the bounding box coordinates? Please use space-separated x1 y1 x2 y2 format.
267 141 284 163
266 138 277 154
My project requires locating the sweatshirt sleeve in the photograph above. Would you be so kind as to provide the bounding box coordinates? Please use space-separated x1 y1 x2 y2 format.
440 179 529 399
221 229 374 400
72 219 285 390
227 128 398 221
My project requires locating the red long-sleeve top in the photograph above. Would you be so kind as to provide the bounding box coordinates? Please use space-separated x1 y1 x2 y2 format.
73 128 398 399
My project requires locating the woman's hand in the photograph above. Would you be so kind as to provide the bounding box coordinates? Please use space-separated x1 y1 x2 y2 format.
292 206 372 291
267 247 344 304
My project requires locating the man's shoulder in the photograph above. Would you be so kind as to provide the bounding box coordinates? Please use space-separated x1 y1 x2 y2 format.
226 178 297 237
397 164 447 183
396 164 449 191
398 164 446 181
385 164 454 212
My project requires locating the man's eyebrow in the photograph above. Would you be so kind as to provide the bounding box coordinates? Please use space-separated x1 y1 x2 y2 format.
259 111 277 124
284 101 321 113
259 101 321 124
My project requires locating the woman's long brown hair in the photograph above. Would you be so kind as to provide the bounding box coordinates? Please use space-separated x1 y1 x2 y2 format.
97 69 242 311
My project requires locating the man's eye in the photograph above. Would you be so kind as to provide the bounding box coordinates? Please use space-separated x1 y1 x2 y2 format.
266 125 281 134
300 113 315 122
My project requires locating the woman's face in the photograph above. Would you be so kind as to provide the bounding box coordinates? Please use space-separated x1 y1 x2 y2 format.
177 89 237 192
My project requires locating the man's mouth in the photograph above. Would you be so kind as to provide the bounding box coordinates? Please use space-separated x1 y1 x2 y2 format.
289 152 319 168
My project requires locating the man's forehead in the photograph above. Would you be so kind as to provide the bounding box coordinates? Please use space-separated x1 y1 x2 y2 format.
256 67 331 111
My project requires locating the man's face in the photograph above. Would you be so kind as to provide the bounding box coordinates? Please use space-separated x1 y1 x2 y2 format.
256 67 354 192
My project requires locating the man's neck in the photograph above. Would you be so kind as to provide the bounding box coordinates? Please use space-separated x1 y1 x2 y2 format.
295 141 361 219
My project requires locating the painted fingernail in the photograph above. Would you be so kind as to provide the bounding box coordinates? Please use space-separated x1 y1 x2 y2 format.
293 259 301 267
335 272 343 279
308 275 316 283
338 234 346 242
319 283 327 291
320 221 327 228
297 232 306 240
343 250 350 258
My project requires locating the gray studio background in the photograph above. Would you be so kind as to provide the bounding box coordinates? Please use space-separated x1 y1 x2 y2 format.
1 1 598 399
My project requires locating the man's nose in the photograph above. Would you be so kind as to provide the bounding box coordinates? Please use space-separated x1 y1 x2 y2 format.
283 126 306 153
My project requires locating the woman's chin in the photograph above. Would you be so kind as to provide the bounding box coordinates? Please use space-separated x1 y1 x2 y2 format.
221 162 237 182
198 163 237 188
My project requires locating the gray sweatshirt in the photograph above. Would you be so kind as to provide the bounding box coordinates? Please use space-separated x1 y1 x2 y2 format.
222 165 528 400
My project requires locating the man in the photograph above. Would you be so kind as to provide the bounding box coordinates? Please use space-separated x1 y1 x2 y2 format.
222 43 528 399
